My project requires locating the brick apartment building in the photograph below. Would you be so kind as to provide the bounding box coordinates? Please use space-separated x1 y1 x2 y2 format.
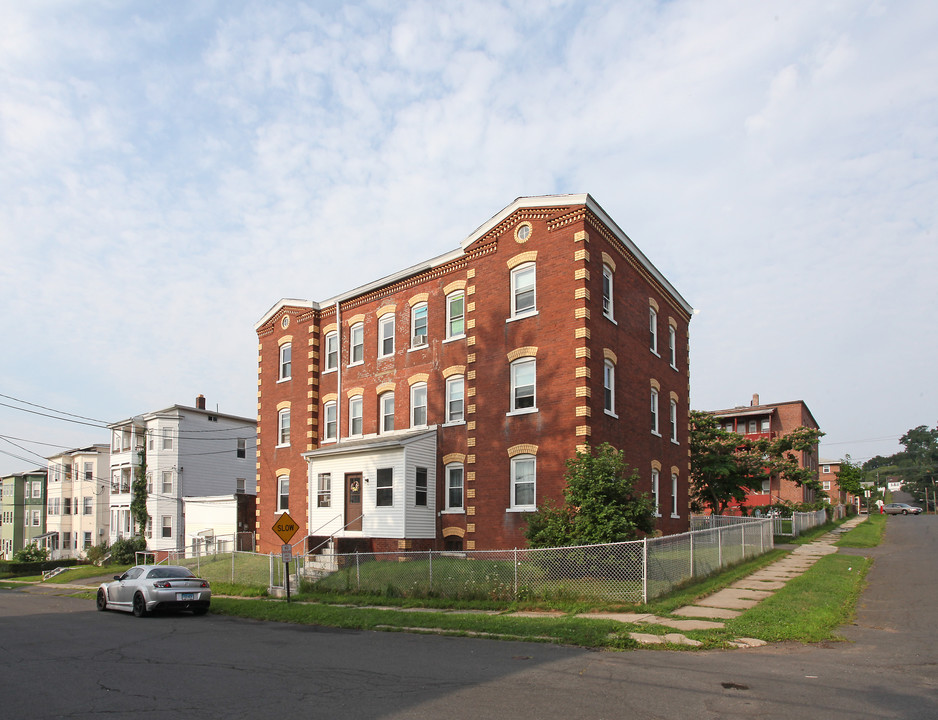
819 459 857 509
709 394 821 510
254 194 693 553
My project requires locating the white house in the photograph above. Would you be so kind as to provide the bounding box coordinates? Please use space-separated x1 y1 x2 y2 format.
45 444 110 559
108 395 257 553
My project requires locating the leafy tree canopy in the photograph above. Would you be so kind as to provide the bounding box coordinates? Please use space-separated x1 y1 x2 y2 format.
13 544 49 562
524 443 655 548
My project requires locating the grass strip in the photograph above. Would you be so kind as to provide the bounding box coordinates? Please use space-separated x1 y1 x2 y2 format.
725 553 871 643
836 513 885 548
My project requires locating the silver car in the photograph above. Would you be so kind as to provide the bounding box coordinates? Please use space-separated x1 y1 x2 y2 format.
96 565 211 617
883 503 923 516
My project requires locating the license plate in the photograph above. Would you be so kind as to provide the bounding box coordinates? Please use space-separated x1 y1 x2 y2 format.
177 592 196 601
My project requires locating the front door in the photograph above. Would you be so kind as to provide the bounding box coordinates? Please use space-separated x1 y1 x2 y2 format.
345 473 363 531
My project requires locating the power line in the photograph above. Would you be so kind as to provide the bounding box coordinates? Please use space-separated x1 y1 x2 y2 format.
0 392 111 424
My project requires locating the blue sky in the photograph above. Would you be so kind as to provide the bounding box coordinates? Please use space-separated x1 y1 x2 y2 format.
1 0 936 475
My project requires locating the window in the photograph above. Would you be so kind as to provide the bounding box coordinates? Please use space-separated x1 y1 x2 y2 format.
350 323 364 364
317 473 331 508
652 470 660 517
278 408 291 446
446 376 464 423
669 326 677 368
511 455 536 510
378 315 395 358
670 400 678 443
161 470 173 495
748 419 757 434
376 468 393 507
236 477 246 494
510 358 536 413
84 462 93 481
446 292 465 339
602 264 614 319
415 467 428 507
162 429 173 451
33 481 42 498
349 396 363 437
411 383 427 428
603 360 615 414
277 475 289 512
380 392 395 433
649 307 658 354
324 332 338 371
63 497 71 515
279 343 292 380
823 480 831 491
510 263 536 317
63 532 71 549
411 303 428 347
161 516 172 539
323 402 337 441
83 497 93 515
822 465 831 474
237 438 246 458
671 474 679 517
49 497 60 515
761 418 771 432
446 464 464 511
651 389 659 435
84 532 92 549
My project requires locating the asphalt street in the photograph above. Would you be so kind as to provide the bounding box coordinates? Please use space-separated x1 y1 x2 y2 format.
1 512 935 719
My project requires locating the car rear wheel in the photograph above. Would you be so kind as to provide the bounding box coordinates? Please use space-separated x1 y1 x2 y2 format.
96 589 107 611
132 593 148 618
902 509 909 515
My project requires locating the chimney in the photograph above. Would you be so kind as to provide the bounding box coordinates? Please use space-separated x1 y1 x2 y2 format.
196 394 206 410
751 393 760 407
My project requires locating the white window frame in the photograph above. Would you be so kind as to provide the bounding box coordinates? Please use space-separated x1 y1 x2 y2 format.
323 401 337 442
651 389 659 435
161 428 173 451
669 325 677 369
649 307 658 355
510 455 536 511
349 395 363 437
324 332 338 372
445 376 465 424
161 515 173 539
602 264 614 320
349 322 364 365
652 469 660 517
161 470 173 495
376 468 393 507
415 467 428 507
671 473 679 518
603 360 615 416
510 263 536 319
411 303 428 348
378 315 395 359
446 292 465 340
317 473 331 508
509 358 536 414
822 465 831 474
410 383 428 428
670 400 679 443
278 408 291 446
380 392 395 434
445 463 464 512
277 475 289 512
279 342 292 381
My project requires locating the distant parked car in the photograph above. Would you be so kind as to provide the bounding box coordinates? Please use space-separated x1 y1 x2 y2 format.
882 503 922 516
96 565 211 617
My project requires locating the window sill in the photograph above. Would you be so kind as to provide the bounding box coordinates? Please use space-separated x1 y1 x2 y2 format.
670 513 680 519
277 377 291 384
320 437 337 445
650 350 660 358
671 439 680 446
442 509 465 515
506 310 538 324
275 443 291 449
603 313 616 324
322 367 337 375
651 431 661 438
348 360 364 368
506 507 536 513
377 353 394 361
670 363 678 372
604 410 618 419
443 334 465 344
507 408 538 417
442 420 466 428
408 344 429 353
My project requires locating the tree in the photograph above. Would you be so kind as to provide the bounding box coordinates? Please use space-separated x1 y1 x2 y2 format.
836 455 864 498
13 544 49 562
689 409 825 514
897 424 938 497
131 445 149 539
524 443 655 548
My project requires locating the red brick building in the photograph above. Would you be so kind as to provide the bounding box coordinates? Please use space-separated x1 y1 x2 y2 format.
254 194 693 553
709 394 821 510
819 460 858 509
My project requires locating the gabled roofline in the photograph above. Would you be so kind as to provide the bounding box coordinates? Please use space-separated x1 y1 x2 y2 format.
709 399 819 430
255 193 693 329
108 404 257 430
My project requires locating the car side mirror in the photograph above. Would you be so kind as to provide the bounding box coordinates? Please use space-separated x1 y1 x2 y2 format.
114 575 122 581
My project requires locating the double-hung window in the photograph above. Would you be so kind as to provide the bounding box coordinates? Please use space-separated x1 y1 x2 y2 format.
376 468 393 507
378 315 395 358
446 292 465 339
410 383 428 428
510 358 536 413
415 467 428 507
162 429 173 451
446 376 464 423
380 392 395 433
277 475 289 512
603 360 615 415
510 455 536 510
161 516 173 538
652 469 660 517
446 463 464 511
323 402 337 441
324 332 338 371
317 473 331 508
511 263 536 318
669 325 677 368
161 470 173 495
350 323 364 365
279 342 292 380
349 395 363 437
670 400 679 443
671 474 679 517
602 264 614 319
650 389 659 435
278 408 291 446
649 307 658 354
411 303 428 348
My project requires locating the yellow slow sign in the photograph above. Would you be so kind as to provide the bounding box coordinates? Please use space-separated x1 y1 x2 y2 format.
272 512 299 544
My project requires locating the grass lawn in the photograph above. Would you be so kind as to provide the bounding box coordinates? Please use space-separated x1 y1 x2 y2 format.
836 513 885 548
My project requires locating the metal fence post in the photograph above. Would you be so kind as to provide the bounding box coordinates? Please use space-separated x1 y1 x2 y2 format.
689 531 694 579
513 548 518 598
718 526 723 569
642 537 648 604
231 548 234 583
428 549 433 591
355 551 360 590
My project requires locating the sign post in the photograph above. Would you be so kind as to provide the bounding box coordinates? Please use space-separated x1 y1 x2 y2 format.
272 512 299 602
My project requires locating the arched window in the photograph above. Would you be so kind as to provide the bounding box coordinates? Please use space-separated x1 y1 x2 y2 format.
445 463 464 511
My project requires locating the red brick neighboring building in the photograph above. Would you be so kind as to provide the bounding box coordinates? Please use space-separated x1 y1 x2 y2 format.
709 394 821 510
819 460 858 509
254 194 693 553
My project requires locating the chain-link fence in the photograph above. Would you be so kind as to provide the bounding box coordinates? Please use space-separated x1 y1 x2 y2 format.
288 517 773 604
